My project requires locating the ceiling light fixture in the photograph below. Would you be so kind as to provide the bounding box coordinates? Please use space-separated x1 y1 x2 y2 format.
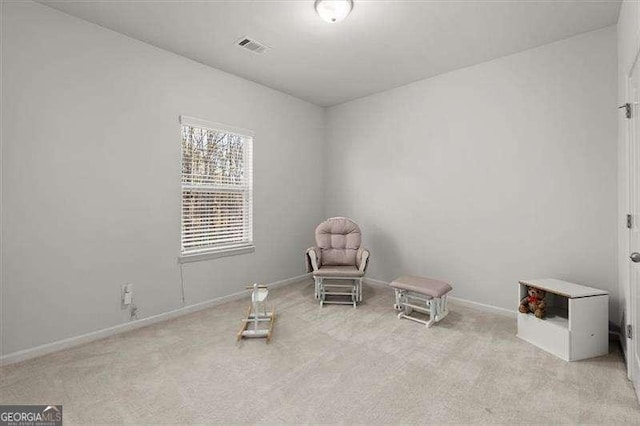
314 0 353 24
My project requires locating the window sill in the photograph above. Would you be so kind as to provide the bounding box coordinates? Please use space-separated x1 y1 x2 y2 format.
178 245 255 264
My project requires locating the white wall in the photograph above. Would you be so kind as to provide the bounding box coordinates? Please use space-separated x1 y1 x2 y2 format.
617 0 639 360
0 1 620 358
1 1 324 356
325 27 619 317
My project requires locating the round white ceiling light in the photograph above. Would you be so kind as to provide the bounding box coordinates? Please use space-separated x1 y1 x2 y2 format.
314 0 353 24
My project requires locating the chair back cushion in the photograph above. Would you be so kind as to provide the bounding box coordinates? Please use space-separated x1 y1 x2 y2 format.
315 217 361 266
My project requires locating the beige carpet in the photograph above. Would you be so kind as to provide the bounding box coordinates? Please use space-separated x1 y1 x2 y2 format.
1 278 639 424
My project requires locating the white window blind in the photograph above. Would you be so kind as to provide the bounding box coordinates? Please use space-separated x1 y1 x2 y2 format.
180 116 253 257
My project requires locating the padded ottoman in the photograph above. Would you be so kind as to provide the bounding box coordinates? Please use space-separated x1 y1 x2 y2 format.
390 275 452 327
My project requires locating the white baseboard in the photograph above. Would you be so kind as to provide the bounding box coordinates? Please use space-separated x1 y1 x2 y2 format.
364 277 516 318
363 277 390 288
0 273 310 366
447 295 516 318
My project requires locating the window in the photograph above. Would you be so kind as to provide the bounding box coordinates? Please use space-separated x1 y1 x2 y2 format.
180 116 253 260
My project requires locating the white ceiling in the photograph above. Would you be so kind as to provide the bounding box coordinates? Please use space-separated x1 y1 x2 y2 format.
40 0 621 107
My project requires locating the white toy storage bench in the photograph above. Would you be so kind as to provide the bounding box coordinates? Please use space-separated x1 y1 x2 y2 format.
516 279 608 361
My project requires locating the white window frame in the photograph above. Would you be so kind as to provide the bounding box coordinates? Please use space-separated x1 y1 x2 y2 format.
178 115 254 263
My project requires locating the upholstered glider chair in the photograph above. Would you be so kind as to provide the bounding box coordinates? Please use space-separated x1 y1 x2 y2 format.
305 217 370 307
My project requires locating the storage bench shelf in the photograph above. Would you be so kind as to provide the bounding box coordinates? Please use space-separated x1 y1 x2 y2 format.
521 306 568 329
516 279 608 361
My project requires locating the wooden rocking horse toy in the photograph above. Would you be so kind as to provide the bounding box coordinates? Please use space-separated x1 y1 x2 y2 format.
237 283 276 342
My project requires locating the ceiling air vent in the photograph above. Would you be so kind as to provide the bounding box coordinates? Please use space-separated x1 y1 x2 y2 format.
236 37 269 54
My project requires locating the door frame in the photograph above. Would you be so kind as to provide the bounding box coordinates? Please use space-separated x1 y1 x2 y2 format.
624 46 640 399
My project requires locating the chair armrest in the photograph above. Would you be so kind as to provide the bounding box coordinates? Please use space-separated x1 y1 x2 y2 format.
305 247 322 272
357 248 370 273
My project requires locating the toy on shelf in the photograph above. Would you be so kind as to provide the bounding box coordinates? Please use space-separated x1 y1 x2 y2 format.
237 283 276 342
519 286 546 319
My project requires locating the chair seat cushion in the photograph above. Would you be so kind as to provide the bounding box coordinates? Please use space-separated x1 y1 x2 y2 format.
390 275 452 298
313 266 364 278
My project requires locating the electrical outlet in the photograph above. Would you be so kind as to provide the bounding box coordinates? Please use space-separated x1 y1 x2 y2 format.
121 283 133 308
